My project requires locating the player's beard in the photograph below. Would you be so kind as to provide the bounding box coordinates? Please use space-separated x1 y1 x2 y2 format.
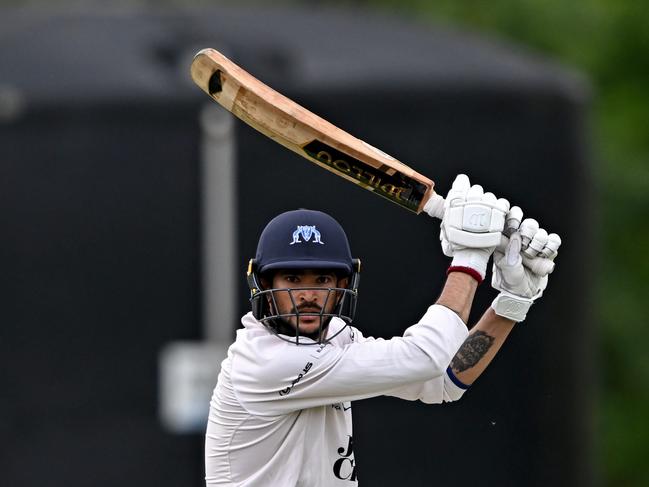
271 302 333 342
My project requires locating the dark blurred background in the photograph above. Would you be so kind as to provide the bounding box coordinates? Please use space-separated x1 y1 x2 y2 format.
1 1 647 487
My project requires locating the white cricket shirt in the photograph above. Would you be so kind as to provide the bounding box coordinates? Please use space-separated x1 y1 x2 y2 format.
205 304 469 486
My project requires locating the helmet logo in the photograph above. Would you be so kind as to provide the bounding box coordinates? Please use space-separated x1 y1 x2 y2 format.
290 225 325 245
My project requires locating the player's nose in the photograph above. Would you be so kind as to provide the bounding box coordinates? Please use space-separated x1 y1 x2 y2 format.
296 288 319 302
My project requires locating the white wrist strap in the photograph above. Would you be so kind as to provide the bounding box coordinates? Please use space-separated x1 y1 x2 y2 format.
450 250 489 281
491 292 533 322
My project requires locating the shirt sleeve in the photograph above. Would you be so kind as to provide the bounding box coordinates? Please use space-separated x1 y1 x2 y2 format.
381 370 468 403
230 304 469 416
353 320 468 404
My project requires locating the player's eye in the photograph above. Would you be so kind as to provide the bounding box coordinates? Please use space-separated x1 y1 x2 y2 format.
316 275 334 285
283 275 299 284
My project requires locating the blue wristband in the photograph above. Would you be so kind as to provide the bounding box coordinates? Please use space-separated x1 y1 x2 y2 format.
446 366 470 390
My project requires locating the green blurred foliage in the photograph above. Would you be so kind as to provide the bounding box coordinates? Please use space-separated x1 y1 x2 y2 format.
356 1 649 486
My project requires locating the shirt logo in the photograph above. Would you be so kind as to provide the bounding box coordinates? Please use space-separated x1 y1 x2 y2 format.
290 225 324 245
333 435 357 481
332 402 352 411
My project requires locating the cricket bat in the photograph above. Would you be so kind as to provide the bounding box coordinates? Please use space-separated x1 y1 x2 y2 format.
190 48 445 218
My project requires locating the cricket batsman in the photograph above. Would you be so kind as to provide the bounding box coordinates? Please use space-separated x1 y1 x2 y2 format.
204 174 561 486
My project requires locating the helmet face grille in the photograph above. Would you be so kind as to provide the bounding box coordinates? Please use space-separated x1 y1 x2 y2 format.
250 286 359 345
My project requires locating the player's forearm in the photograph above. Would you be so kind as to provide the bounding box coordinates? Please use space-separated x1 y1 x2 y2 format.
435 272 478 323
449 307 515 386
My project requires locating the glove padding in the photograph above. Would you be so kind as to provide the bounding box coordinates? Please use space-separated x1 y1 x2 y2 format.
491 218 562 322
439 174 510 281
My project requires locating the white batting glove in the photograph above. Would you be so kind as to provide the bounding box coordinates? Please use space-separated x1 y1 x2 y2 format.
438 174 510 282
491 217 562 322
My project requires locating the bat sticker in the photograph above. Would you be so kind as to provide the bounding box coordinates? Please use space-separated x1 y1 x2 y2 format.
302 140 427 212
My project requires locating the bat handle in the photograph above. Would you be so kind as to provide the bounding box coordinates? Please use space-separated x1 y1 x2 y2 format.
422 192 445 220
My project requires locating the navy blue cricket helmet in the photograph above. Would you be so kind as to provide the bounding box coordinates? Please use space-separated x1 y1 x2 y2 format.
255 209 354 274
247 209 361 344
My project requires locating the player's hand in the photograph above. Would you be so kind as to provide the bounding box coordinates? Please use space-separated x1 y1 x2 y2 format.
439 174 510 282
491 218 562 322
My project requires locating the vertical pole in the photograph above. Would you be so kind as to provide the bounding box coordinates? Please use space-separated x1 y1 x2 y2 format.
200 104 236 343
158 104 235 433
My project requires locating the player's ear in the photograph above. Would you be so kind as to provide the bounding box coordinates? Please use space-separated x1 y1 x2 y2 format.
337 276 349 289
260 273 276 311
259 272 272 289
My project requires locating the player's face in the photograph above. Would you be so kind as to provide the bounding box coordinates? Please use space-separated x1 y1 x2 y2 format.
269 269 347 338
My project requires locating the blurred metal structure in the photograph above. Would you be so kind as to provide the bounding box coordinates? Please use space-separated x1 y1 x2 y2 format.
157 104 236 435
0 7 592 487
200 104 236 343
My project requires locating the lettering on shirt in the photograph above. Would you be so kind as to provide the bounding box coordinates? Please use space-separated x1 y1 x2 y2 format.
278 361 313 396
333 435 358 481
309 342 328 359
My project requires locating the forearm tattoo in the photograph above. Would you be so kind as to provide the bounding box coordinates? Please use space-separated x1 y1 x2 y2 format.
451 331 495 373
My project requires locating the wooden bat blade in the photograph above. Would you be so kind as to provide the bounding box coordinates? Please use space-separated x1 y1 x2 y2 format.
190 48 441 215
